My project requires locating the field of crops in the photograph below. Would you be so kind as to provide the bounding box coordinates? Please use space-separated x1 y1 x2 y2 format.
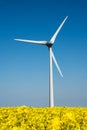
0 106 87 130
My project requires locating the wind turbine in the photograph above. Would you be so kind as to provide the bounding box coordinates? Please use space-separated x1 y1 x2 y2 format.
14 16 68 107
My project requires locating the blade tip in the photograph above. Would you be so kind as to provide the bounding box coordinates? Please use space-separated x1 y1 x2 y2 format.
14 38 17 41
66 16 68 19
61 73 63 78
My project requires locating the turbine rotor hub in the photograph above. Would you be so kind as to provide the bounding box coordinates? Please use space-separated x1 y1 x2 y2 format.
46 42 53 48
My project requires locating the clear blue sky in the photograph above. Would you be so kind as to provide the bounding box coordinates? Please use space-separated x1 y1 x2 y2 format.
0 0 87 107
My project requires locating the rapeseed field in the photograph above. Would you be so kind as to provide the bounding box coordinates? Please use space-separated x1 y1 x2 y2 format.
0 106 87 130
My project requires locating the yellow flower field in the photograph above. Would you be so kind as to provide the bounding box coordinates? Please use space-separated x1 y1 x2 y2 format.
0 106 87 130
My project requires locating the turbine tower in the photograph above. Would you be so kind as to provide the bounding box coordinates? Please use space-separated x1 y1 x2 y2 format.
14 16 68 107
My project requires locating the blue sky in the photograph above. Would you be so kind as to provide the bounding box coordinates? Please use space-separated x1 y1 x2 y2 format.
0 0 87 107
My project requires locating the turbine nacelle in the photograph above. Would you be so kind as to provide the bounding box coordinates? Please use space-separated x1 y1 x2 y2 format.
46 42 53 48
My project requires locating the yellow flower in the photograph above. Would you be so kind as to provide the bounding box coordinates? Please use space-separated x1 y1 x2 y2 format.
0 106 87 130
46 117 61 130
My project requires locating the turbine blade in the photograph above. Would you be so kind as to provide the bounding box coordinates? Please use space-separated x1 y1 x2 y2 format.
51 49 63 77
14 39 47 44
50 16 68 44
